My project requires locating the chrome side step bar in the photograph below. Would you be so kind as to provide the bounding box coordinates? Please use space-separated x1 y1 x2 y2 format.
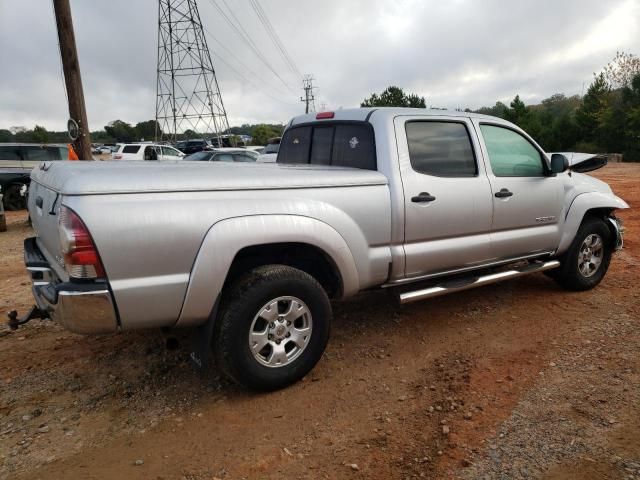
398 260 561 305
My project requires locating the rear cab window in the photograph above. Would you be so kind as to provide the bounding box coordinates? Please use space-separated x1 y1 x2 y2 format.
278 122 376 170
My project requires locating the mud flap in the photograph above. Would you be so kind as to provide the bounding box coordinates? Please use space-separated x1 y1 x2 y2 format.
189 295 220 374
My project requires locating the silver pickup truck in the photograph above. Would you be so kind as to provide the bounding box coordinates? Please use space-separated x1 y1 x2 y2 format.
21 108 628 390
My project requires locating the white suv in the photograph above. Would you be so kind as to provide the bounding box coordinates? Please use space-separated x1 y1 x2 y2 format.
112 144 185 161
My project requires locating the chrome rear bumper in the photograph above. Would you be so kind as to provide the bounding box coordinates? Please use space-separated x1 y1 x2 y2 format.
24 237 119 334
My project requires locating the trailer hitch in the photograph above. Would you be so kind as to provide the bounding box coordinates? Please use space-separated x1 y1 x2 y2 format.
7 306 50 330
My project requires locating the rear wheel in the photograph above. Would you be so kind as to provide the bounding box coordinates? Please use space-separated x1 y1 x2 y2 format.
3 184 26 211
550 217 613 291
213 265 331 391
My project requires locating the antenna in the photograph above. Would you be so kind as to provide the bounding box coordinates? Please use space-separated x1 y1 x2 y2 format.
156 0 230 143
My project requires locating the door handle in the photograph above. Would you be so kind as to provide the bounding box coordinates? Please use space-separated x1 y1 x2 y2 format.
411 192 436 203
494 188 513 198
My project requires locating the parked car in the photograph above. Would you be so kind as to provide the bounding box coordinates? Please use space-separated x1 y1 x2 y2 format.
98 146 113 155
175 139 211 155
0 143 68 210
256 138 281 163
21 108 628 391
184 148 258 162
111 143 185 161
210 135 243 148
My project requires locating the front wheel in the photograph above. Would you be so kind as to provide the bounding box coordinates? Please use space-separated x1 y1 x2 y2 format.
550 217 613 291
213 265 332 391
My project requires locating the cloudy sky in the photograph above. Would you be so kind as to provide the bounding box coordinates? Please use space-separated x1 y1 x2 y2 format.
1 0 638 131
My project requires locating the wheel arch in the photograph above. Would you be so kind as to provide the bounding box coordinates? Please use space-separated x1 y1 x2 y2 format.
557 192 628 255
176 214 360 328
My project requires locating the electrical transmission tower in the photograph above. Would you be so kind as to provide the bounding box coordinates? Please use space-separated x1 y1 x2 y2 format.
156 0 230 142
300 75 316 114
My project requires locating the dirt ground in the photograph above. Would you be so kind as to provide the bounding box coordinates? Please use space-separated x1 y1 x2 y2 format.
0 163 638 480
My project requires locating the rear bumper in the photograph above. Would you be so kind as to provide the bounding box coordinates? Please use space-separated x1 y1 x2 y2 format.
24 237 119 334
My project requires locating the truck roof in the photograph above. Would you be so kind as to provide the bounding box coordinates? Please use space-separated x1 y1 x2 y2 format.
289 107 510 126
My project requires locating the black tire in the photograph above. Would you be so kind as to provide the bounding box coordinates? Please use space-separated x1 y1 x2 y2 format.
550 217 613 291
3 184 26 211
0 213 6 232
213 265 332 391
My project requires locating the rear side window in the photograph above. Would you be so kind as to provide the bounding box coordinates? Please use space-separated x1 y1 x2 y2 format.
122 145 141 154
278 123 376 170
406 122 477 177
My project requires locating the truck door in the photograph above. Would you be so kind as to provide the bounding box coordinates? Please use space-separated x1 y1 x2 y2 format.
394 116 494 278
474 121 564 259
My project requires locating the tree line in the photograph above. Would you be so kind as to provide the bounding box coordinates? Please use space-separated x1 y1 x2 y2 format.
0 121 285 147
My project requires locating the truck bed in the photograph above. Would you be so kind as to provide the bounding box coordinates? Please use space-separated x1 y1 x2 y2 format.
29 160 388 195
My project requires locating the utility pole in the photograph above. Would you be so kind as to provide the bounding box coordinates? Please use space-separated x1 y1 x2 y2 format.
300 75 316 114
53 0 92 160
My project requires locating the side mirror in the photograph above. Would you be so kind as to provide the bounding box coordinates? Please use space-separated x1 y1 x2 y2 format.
550 153 569 174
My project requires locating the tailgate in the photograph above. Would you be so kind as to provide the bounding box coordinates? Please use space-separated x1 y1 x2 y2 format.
27 180 67 280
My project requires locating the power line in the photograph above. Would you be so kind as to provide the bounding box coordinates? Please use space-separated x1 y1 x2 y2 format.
209 46 299 107
200 22 295 100
204 0 298 95
248 0 302 80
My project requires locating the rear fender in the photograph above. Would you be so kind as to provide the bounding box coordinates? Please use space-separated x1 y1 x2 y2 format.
176 215 359 327
557 192 629 255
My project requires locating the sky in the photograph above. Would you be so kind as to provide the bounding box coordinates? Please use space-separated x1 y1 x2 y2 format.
0 0 639 131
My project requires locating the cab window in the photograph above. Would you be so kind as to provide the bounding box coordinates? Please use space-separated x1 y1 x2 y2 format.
406 121 477 177
480 125 545 177
278 122 376 170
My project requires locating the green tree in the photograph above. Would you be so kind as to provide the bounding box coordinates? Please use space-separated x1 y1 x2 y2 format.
575 73 610 146
135 120 162 141
475 101 508 118
183 129 198 139
251 124 282 145
505 95 529 126
0 129 13 142
104 120 136 142
32 125 49 143
361 86 426 108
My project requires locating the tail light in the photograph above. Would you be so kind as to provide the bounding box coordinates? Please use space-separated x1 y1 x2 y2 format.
113 154 123 160
59 206 106 279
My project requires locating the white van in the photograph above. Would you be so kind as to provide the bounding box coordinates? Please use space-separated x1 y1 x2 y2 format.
112 144 185 161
